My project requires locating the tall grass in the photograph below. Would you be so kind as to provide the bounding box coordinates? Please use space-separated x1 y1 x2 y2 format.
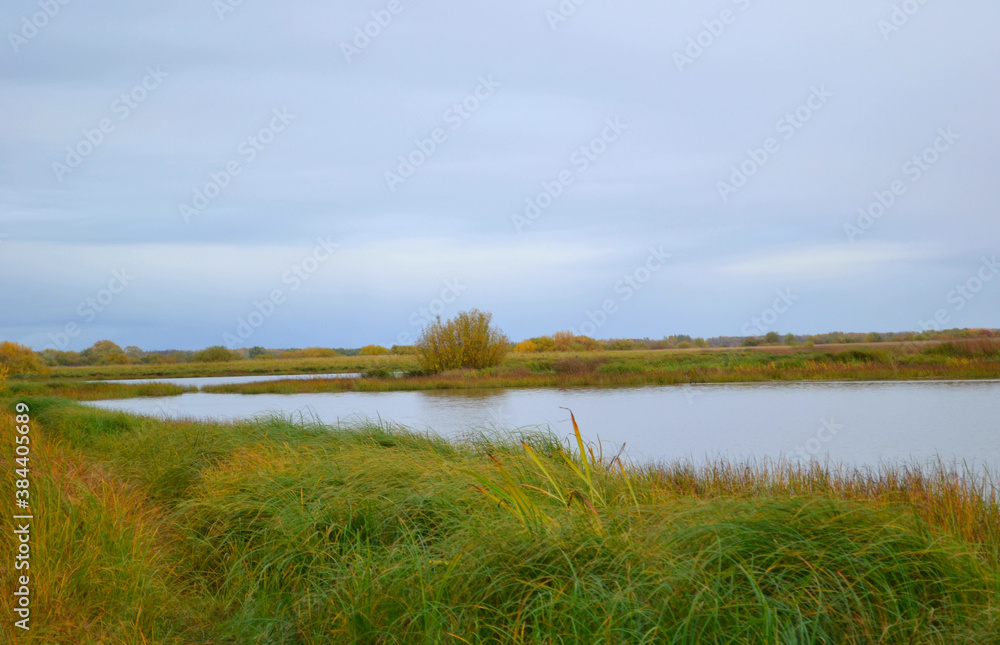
3 397 999 643
3 379 195 400
202 355 1000 395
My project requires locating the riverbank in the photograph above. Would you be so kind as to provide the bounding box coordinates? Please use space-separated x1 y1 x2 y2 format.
34 340 1000 395
3 395 998 643
203 343 1000 395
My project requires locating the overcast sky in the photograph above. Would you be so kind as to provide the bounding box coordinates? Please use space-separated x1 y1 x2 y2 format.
2 0 998 351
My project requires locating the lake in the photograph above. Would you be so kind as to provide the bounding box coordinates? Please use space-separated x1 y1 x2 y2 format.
85 378 1000 470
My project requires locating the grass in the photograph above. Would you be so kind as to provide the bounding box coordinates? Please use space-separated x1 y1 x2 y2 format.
2 379 195 400
2 394 999 643
34 340 1000 396
201 343 1000 395
44 355 416 380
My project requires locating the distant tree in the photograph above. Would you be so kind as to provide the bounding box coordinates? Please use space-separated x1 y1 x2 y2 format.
192 345 242 362
865 333 884 343
279 347 340 358
676 341 693 349
513 339 538 353
572 336 603 352
247 346 270 359
416 309 509 374
0 342 48 375
529 336 556 352
552 331 574 352
359 345 391 356
764 331 781 344
693 338 708 348
390 345 417 355
81 340 129 365
784 333 797 345
125 345 144 360
743 337 760 347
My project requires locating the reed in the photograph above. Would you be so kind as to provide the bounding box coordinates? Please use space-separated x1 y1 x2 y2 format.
3 396 999 643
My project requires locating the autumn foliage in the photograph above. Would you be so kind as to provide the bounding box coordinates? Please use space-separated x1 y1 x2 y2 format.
416 310 509 374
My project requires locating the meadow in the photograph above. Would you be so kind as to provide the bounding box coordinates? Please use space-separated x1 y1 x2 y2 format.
33 339 1000 396
2 394 999 643
201 341 1000 395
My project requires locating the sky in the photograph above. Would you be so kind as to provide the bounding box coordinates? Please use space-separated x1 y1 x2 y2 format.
1 0 998 351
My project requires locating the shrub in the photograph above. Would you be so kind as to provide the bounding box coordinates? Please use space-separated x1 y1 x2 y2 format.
513 340 539 353
0 341 49 375
247 346 270 359
277 347 340 359
416 309 509 374
192 345 242 362
81 340 130 365
528 336 556 352
358 345 390 356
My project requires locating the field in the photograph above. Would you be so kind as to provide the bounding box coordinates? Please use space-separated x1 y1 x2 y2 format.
2 393 999 643
31 340 1000 396
205 341 1000 394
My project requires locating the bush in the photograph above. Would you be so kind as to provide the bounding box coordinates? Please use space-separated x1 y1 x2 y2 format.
247 346 270 359
0 341 49 375
416 310 509 374
358 345 390 356
277 347 340 359
192 346 242 362
81 340 130 365
513 340 538 353
528 336 556 352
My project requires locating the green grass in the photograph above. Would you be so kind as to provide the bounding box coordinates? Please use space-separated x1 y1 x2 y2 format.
202 345 1000 395
37 340 1000 394
3 396 999 643
45 354 417 380
2 378 195 400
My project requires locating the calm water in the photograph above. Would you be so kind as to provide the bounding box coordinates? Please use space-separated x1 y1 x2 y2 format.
86 379 1000 469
